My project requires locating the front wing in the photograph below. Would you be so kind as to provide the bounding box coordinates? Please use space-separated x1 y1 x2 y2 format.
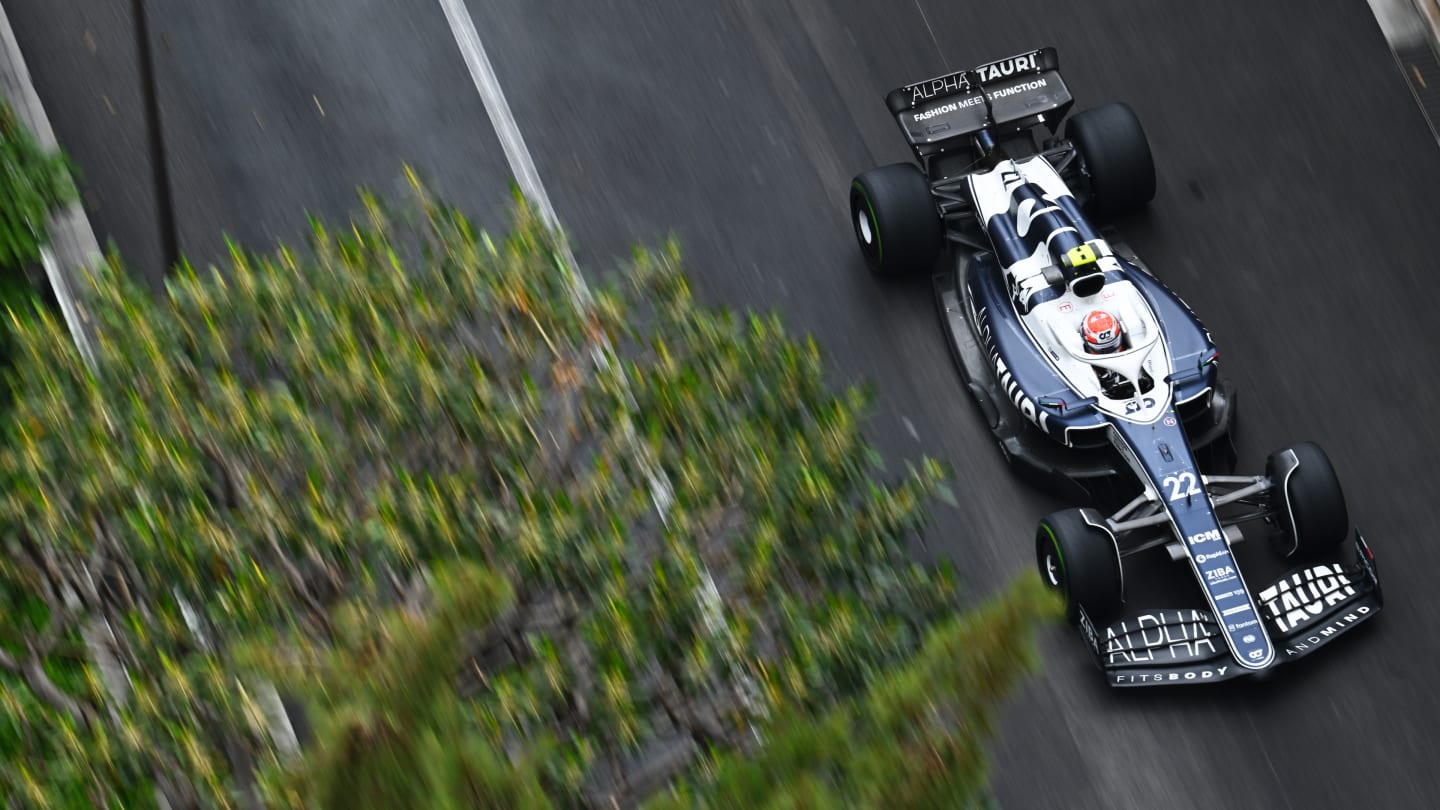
1076 533 1381 687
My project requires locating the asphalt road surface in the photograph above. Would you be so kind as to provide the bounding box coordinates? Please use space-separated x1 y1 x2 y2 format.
11 1 1440 807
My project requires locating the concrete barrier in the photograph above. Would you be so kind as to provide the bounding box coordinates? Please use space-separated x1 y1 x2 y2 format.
0 0 100 366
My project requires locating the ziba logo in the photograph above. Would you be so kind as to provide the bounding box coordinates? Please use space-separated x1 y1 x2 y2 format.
1205 566 1237 584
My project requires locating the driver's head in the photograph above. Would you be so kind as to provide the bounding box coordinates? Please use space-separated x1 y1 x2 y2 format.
1082 310 1123 354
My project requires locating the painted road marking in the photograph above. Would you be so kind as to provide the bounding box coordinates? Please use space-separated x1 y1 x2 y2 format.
436 0 564 238
433 0 764 724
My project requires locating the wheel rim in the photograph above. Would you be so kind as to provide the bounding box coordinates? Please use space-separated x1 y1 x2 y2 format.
1037 524 1067 597
856 208 874 245
850 182 882 265
1044 551 1061 587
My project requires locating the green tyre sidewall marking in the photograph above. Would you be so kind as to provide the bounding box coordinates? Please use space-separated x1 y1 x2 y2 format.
850 180 882 264
1038 522 1067 600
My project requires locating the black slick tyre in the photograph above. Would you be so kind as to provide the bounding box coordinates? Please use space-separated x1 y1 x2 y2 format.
1066 102 1156 217
1035 507 1124 622
1266 441 1349 558
849 163 942 276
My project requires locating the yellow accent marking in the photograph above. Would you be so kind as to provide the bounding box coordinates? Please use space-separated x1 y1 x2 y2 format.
1412 65 1427 89
1066 244 1098 267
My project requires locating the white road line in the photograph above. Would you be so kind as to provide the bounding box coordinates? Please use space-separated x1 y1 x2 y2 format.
433 0 765 726
436 0 563 236
912 0 950 71
432 0 675 503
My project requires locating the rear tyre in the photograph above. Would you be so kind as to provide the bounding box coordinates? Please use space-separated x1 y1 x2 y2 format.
849 163 943 276
1067 102 1156 217
1266 441 1349 558
1036 507 1124 622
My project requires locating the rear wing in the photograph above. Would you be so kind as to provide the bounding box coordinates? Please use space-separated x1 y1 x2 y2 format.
885 47 1074 156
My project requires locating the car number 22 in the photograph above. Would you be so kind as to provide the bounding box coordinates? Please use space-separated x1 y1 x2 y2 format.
1162 471 1200 501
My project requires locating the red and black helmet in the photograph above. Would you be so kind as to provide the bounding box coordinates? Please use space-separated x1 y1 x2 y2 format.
1082 310 1124 353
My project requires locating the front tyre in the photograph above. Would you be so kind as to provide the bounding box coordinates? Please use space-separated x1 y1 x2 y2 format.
1067 102 1156 217
1266 441 1349 558
849 163 942 276
1036 507 1124 622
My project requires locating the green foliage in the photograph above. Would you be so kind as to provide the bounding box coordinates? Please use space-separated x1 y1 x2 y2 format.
648 576 1063 809
0 176 1050 808
266 561 550 809
0 100 75 270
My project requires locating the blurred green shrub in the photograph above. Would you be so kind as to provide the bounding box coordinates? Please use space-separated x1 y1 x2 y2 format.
0 178 1057 808
0 99 75 270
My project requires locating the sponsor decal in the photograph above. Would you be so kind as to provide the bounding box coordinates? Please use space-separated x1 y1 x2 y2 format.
1226 619 1258 631
1103 611 1218 665
1078 607 1101 657
1163 415 1177 427
1247 649 1264 661
1258 565 1358 634
1114 666 1229 685
1283 606 1373 656
1195 548 1230 565
986 78 1048 98
1186 528 1222 546
995 356 1039 425
1205 565 1237 585
1242 634 1257 644
975 52 1041 83
1220 604 1250 617
977 306 1048 434
907 71 974 105
904 52 1047 109
909 77 1052 119
1057 302 1073 313
1214 587 1246 601
912 94 986 122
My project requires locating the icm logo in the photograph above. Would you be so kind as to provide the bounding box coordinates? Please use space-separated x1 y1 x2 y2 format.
1187 529 1222 546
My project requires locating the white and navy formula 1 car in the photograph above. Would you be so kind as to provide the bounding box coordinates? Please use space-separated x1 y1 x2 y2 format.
847 47 1381 686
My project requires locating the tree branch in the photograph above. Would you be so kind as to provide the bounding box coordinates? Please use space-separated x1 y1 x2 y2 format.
654 665 725 751
0 645 95 730
264 525 329 628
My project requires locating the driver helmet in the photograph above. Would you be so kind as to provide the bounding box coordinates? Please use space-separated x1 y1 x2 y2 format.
1082 310 1124 354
